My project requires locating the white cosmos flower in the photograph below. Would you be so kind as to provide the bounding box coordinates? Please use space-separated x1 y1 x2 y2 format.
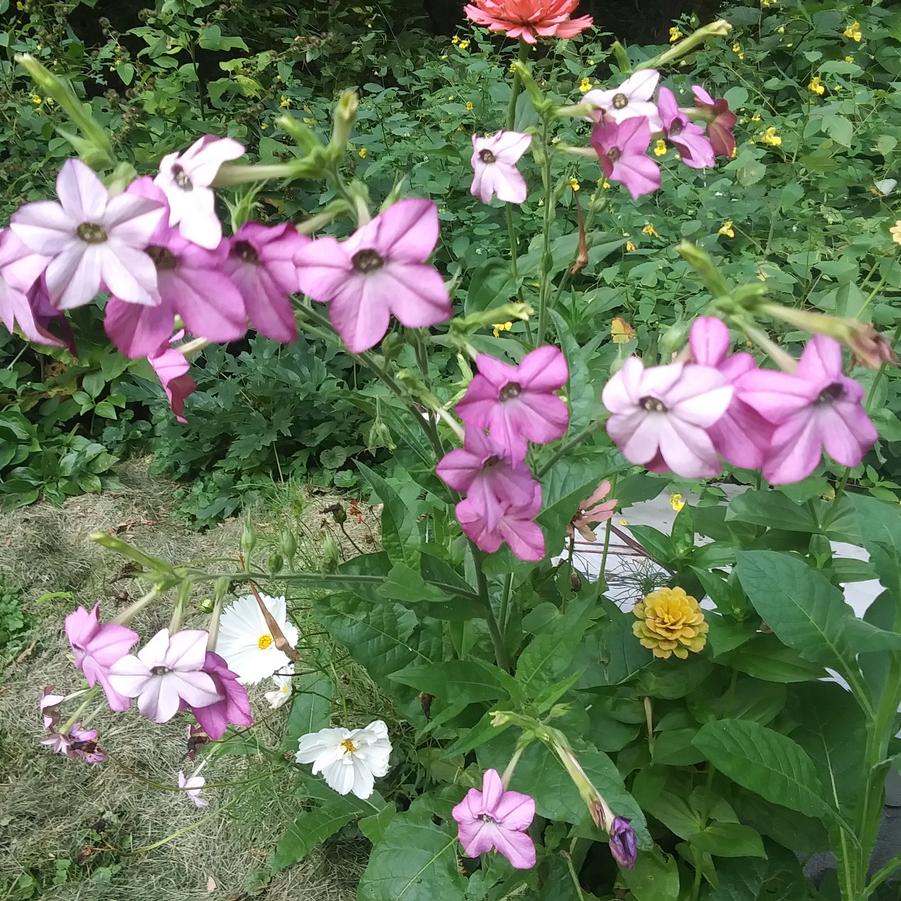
295 720 391 800
215 593 299 685
177 770 208 808
264 664 294 709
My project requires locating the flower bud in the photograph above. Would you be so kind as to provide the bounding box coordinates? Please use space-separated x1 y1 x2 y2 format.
268 552 284 574
279 530 298 564
213 576 231 601
329 89 359 152
277 113 323 155
240 522 257 558
321 534 341 572
608 817 638 869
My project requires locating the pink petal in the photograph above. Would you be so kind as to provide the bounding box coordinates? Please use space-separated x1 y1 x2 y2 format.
100 243 159 306
103 193 165 244
436 447 481 493
492 826 537 869
173 670 221 708
518 345 568 391
612 152 661 199
481 769 505 811
621 69 660 103
56 159 108 221
494 789 536 830
296 237 352 300
46 244 103 310
107 653 152 698
379 263 451 328
796 335 843 383
105 295 175 358
136 628 172 667
327 276 392 353
736 369 815 423
612 411 661 464
183 135 245 186
614 116 653 155
689 316 730 367
500 516 545 561
491 131 532 162
164 629 210 672
662 416 722 478
764 414 822 484
175 190 222 250
169 267 246 343
818 405 873 467
491 164 529 204
11 201 77 256
372 198 439 262
601 357 644 412
138 674 181 723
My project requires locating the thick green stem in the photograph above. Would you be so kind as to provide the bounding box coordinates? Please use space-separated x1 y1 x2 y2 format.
536 116 555 346
471 546 511 671
505 42 530 130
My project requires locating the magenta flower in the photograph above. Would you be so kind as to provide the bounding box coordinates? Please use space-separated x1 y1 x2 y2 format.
470 131 533 205
64 604 139 713
296 198 451 353
188 652 253 740
688 317 772 470
436 428 537 529
0 229 63 347
104 178 246 357
155 135 244 249
456 346 569 465
657 87 715 170
609 816 637 869
691 86 737 159
591 117 661 200
11 159 164 310
452 769 536 870
457 482 545 560
66 724 107 765
108 628 221 724
736 336 878 484
148 331 197 423
602 356 733 478
221 222 307 343
568 479 617 542
584 71 662 130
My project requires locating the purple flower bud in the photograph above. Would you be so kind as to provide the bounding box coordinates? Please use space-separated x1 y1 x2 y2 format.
609 816 637 869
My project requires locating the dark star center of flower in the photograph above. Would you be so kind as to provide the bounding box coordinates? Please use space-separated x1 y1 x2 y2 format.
641 396 667 413
483 455 500 469
77 222 108 244
147 244 177 271
231 240 258 265
478 813 497 823
479 149 496 164
150 665 172 676
172 164 193 190
352 249 385 273
669 120 683 135
607 147 621 162
817 382 844 404
500 382 522 401
612 93 629 110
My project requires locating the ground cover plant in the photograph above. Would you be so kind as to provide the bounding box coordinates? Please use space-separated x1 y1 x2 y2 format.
2 0 901 899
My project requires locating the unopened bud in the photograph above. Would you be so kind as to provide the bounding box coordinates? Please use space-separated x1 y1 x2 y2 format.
277 113 322 155
608 816 638 869
213 576 231 601
268 552 284 574
330 89 359 152
198 597 214 613
279 530 297 563
321 534 340 572
240 522 257 557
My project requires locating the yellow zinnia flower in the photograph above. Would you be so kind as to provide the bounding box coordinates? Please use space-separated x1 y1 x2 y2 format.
718 220 735 238
633 586 709 659
843 20 862 42
669 27 683 43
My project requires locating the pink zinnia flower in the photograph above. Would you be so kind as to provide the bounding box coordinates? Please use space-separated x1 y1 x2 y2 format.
452 769 536 869
187 652 252 741
736 335 878 484
464 0 592 43
456 482 544 560
0 229 62 347
688 317 772 470
11 159 164 310
436 428 537 530
456 345 569 465
584 71 662 130
64 604 139 713
221 222 308 343
602 356 733 478
296 198 451 353
567 479 617 542
470 131 533 205
104 178 246 358
657 87 715 170
155 135 244 249
691 86 737 159
108 628 221 724
591 117 661 200
148 330 197 423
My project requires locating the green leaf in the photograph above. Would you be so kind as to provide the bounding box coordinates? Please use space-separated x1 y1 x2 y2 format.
116 62 134 85
628 525 674 565
690 822 766 859
847 494 901 600
620 846 680 900
357 462 420 566
270 798 357 871
357 803 465 901
735 551 901 678
390 659 517 706
693 720 829 818
283 670 333 751
726 490 818 532
378 563 448 603
722 634 826 683
359 803 397 844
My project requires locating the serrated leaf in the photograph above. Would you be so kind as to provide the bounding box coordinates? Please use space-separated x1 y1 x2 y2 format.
283 670 333 751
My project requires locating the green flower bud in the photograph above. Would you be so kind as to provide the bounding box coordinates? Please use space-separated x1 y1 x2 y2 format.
241 522 257 557
279 530 298 563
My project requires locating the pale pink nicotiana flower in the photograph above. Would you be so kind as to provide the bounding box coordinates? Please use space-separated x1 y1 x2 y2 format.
0 228 62 346
591 117 661 200
602 356 733 479
155 135 244 249
656 86 715 170
583 70 662 130
11 159 164 310
296 199 451 353
470 131 533 205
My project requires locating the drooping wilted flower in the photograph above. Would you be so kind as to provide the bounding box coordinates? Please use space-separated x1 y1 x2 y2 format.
568 480 617 542
147 330 197 424
691 86 737 158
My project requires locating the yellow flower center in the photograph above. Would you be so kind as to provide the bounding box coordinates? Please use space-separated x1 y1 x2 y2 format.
341 739 357 754
258 634 274 650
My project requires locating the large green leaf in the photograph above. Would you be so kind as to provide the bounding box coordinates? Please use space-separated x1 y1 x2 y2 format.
847 494 901 601
390 659 518 706
357 804 465 901
693 720 829 819
357 461 420 566
726 490 818 532
722 634 826 683
620 846 680 900
735 551 901 677
283 670 333 750
270 799 358 871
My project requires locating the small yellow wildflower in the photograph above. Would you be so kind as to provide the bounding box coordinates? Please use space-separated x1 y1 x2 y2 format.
611 317 635 343
600 179 611 190
762 126 782 147
732 42 745 60
260 123 268 129
718 220 735 238
653 138 668 157
843 20 862 42
465 100 474 111
492 321 513 337
642 223 658 238
618 518 629 526
669 493 686 512
625 240 636 253
777 25 785 34
750 113 762 122
30 94 42 105
447 95 454 102
844 55 855 64
633 586 709 660
579 77 592 93
358 147 368 158
757 267 769 282
761 0 776 6
452 35 460 45
458 39 470 50
669 27 683 43
891 221 901 246
808 76 825 96
570 178 581 191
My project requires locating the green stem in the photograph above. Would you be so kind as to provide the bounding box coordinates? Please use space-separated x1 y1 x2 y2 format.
536 420 603 478
472 546 511 671
60 686 102 735
863 853 901 898
536 115 555 347
505 42 530 130
498 572 514 634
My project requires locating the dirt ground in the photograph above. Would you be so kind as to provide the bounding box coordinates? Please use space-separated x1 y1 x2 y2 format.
0 460 376 901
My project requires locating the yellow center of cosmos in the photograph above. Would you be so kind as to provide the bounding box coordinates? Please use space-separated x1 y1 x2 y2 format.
341 739 357 754
258 634 273 650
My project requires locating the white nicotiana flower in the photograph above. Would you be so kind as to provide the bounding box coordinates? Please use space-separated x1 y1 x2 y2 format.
295 720 392 800
215 593 299 685
178 770 208 808
264 664 294 709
